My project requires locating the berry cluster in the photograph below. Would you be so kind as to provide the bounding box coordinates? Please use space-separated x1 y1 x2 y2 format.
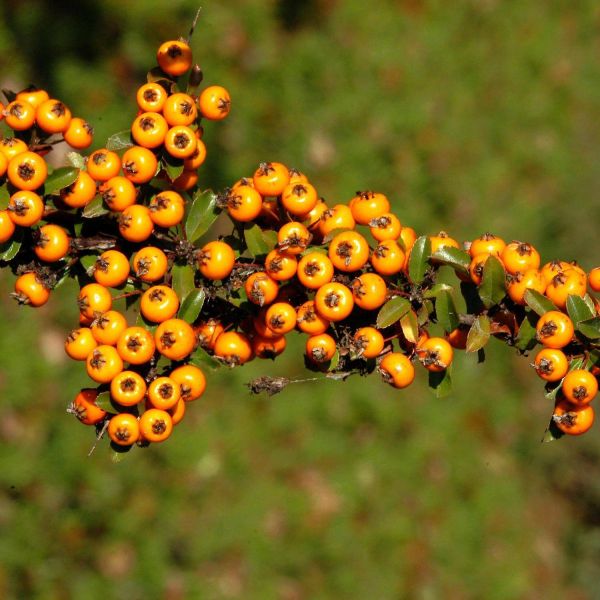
1 21 599 457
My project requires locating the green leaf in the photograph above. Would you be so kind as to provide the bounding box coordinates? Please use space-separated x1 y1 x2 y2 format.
79 254 98 276
466 315 491 353
566 294 595 325
82 195 109 218
190 346 222 370
244 224 273 258
542 418 564 443
43 167 79 196
478 255 505 308
399 310 419 344
178 288 206 323
0 230 23 261
523 289 556 316
430 246 470 275
135 312 158 332
376 296 411 329
162 154 184 181
171 263 195 301
66 151 86 169
0 183 9 210
577 317 600 340
582 293 596 315
185 190 219 243
417 300 434 326
111 443 134 462
424 283 454 299
106 130 133 151
514 311 538 352
428 365 453 398
95 391 119 415
408 236 431 284
322 227 352 245
436 289 459 333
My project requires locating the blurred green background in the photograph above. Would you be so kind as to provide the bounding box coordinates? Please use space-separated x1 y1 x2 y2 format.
1 1 600 598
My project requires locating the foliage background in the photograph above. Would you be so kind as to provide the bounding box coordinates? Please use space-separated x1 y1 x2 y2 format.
1 0 600 598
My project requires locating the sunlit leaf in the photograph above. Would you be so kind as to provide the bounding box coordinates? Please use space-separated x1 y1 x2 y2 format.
244 224 272 258
185 189 219 243
66 151 86 169
376 296 411 329
577 317 600 340
95 391 119 414
171 263 195 301
79 254 98 277
0 183 9 210
0 230 22 261
478 255 505 308
436 289 459 333
542 418 564 443
514 311 538 352
566 294 595 325
162 154 184 181
408 236 431 283
424 283 453 299
400 310 419 343
106 130 133 151
466 315 491 353
82 196 109 218
178 288 206 323
428 365 453 398
523 289 556 316
430 246 470 275
44 167 79 196
190 346 222 370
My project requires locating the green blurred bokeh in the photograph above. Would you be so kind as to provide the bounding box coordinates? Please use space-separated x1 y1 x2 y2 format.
1 1 600 598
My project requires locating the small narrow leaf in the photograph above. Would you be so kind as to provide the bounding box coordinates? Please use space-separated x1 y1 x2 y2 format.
0 239 21 261
66 151 86 169
523 289 556 316
111 444 133 462
478 255 505 308
171 263 195 301
515 311 538 352
436 289 459 333
577 317 600 340
79 254 98 277
322 227 352 245
417 300 434 326
95 391 119 414
424 283 453 299
376 296 411 329
106 130 133 151
244 224 272 257
0 230 23 261
162 155 184 181
178 288 206 323
430 246 470 275
399 310 419 344
566 294 595 325
190 346 222 370
0 183 9 210
582 293 596 315
466 315 491 353
542 418 564 443
185 190 219 243
82 196 109 218
43 167 79 196
428 366 453 398
408 236 431 283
